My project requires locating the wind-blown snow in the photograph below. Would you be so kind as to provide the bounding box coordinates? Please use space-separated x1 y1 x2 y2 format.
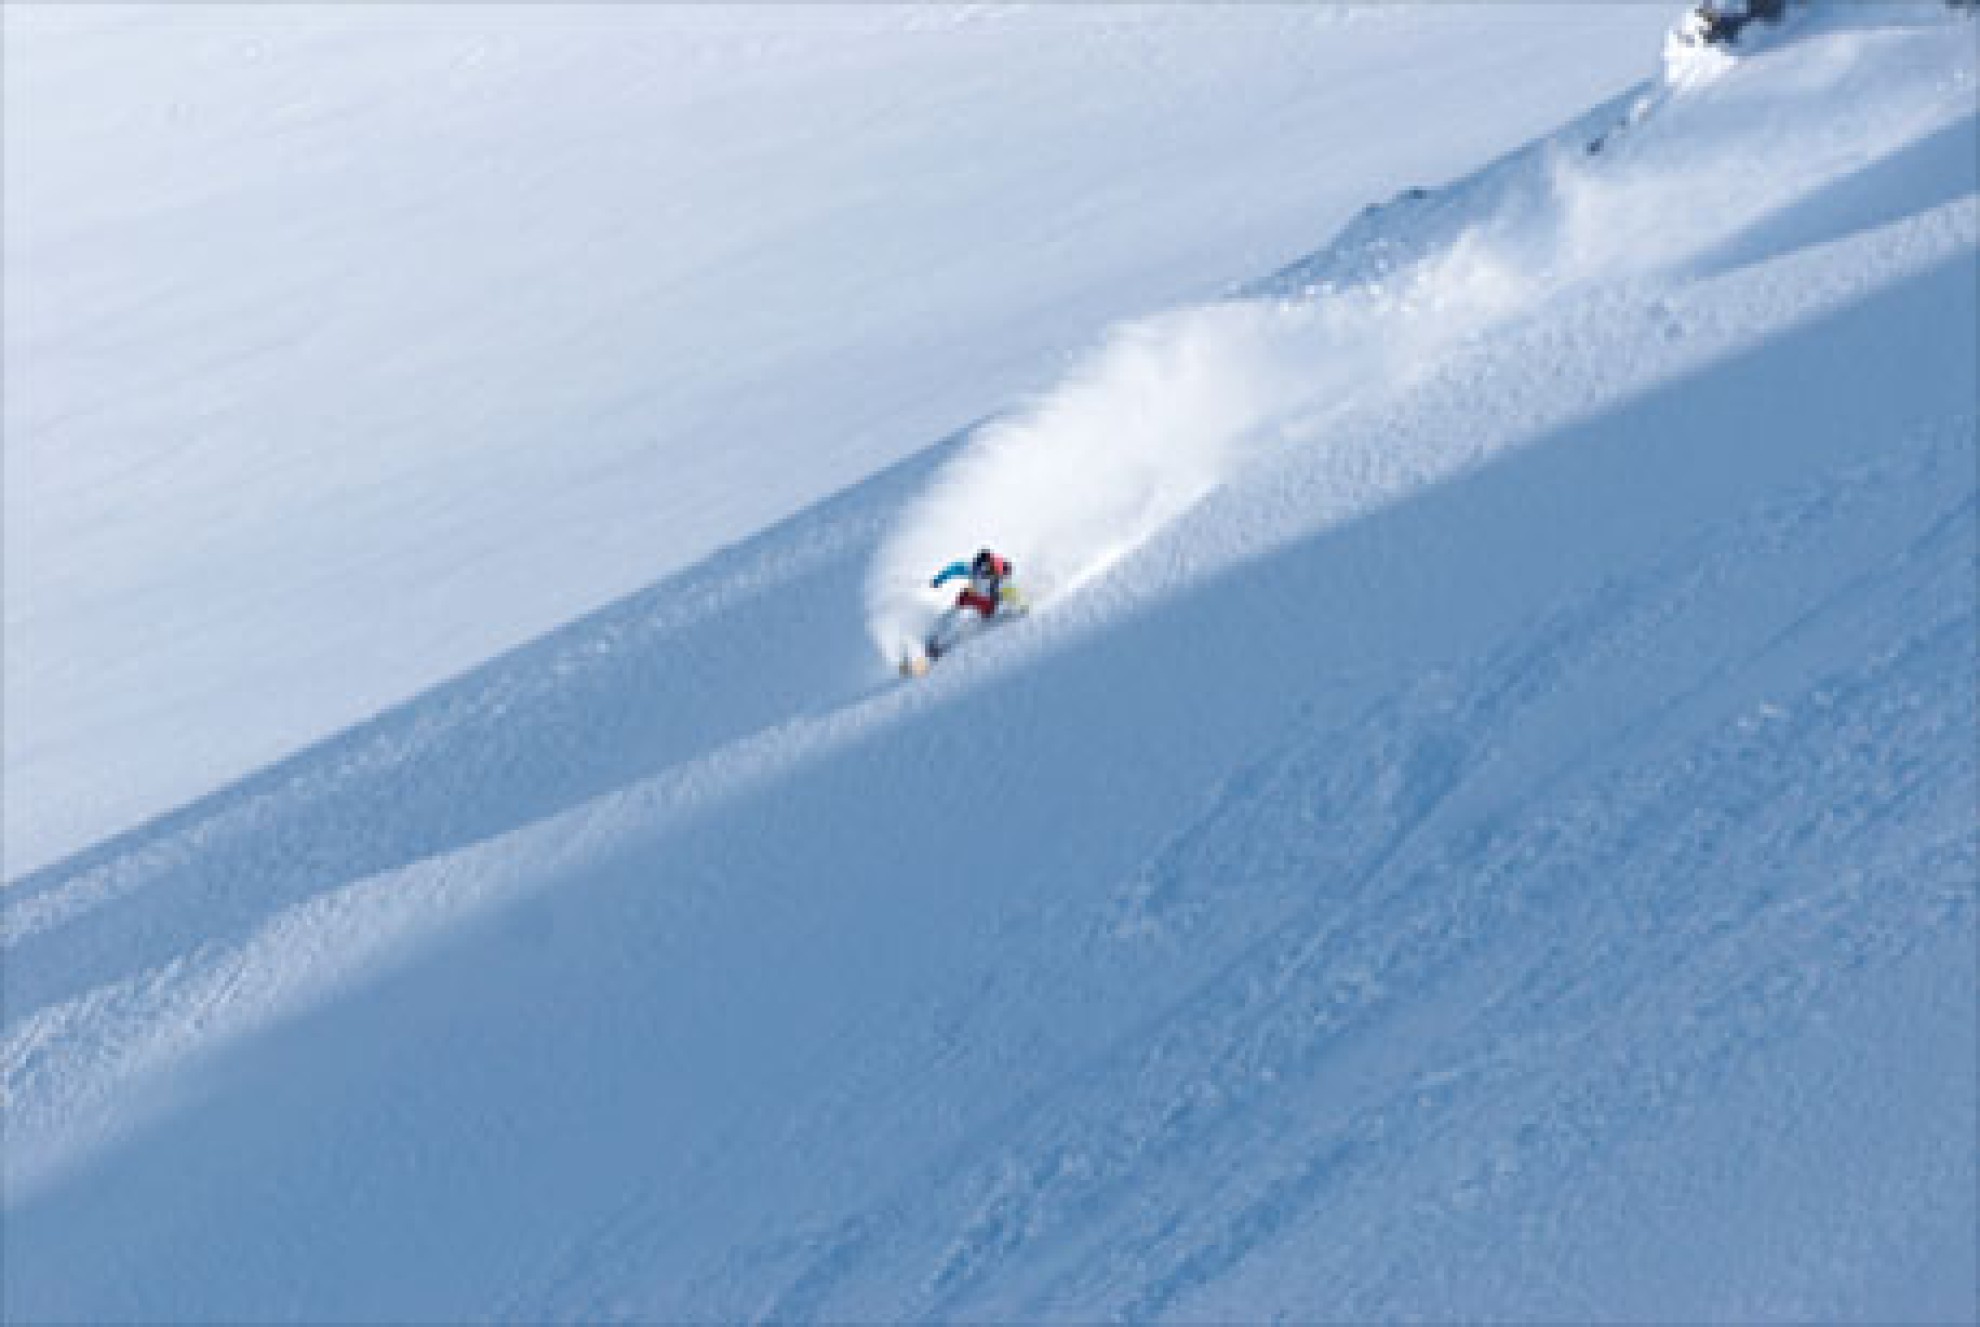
5 4 1976 1323
869 2 1976 657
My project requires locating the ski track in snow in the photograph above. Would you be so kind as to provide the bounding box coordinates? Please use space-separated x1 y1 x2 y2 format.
753 433 1977 1324
5 8 1977 1321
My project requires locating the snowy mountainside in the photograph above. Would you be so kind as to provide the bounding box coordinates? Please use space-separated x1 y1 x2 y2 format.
5 5 1977 1322
3 2 1675 877
868 0 1977 657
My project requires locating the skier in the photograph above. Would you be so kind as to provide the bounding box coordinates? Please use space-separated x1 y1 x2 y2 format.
911 547 1027 671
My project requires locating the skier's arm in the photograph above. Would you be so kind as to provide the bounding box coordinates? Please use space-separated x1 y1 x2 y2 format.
931 561 970 588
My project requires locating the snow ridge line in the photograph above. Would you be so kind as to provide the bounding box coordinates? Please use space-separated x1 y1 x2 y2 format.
5 5 1973 1255
6 181 1972 1221
864 8 1976 661
7 175 1974 1214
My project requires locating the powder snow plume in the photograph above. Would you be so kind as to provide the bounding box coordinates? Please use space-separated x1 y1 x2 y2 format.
865 3 1975 663
864 301 1291 660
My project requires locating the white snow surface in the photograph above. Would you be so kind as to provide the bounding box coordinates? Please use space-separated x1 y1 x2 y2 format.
6 4 1978 1323
5 1 1673 876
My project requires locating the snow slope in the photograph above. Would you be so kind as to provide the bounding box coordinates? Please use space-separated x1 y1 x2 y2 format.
6 5 1977 1322
3 2 1675 877
868 0 1979 656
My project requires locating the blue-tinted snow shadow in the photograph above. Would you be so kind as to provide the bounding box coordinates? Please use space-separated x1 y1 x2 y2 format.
8 247 1973 1323
1689 111 1979 280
